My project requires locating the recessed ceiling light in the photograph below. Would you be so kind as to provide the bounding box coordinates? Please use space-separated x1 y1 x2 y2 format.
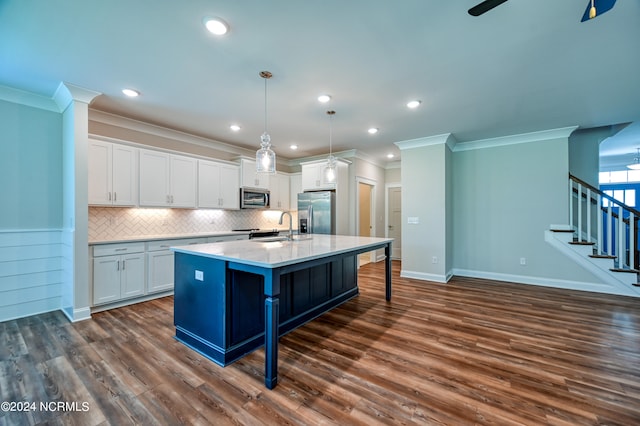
368 127 379 135
387 153 395 159
122 88 140 97
290 144 298 150
204 17 229 35
407 100 421 109
317 94 331 103
230 124 241 131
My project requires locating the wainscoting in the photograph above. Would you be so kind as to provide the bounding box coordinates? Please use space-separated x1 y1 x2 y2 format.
0 230 63 322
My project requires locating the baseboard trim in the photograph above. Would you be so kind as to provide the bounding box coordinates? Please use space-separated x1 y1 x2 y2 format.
450 268 635 297
62 306 92 322
400 270 452 283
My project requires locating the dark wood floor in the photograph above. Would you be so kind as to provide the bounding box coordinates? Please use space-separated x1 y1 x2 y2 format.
2 261 640 425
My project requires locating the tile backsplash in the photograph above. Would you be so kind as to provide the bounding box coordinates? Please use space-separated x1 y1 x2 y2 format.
89 207 297 241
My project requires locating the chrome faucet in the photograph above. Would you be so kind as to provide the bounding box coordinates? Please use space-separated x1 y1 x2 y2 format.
278 211 293 240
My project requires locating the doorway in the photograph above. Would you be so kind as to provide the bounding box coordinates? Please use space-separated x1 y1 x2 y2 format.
386 185 401 259
357 179 375 266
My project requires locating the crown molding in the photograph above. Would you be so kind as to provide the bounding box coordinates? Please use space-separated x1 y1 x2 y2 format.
89 109 255 157
453 126 578 152
0 84 60 112
53 82 101 111
394 133 458 152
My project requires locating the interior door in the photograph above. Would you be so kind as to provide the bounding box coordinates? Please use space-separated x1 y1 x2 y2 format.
388 186 402 259
358 182 373 266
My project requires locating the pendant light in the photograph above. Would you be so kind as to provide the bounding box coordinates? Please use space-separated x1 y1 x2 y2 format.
628 148 640 170
324 110 337 183
256 71 276 174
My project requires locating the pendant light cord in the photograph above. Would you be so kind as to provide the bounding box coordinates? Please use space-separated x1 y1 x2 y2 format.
264 77 268 134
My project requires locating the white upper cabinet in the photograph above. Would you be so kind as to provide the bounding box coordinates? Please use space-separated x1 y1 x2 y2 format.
301 161 336 191
88 140 138 206
270 172 290 211
198 159 240 209
139 149 197 208
289 173 302 211
240 158 270 189
169 155 198 208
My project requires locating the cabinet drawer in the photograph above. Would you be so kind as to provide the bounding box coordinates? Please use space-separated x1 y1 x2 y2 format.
93 242 145 257
146 238 206 252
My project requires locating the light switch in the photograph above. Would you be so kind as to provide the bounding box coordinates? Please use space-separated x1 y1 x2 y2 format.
407 217 419 224
195 270 204 281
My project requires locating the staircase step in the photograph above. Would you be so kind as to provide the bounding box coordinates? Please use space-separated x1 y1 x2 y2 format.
633 283 640 287
610 268 640 274
551 229 575 233
589 254 616 259
569 241 595 246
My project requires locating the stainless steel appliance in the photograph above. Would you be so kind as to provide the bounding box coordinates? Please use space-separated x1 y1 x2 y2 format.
297 191 336 234
240 187 270 209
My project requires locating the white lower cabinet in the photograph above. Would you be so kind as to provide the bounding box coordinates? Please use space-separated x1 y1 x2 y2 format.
92 243 145 305
146 238 206 294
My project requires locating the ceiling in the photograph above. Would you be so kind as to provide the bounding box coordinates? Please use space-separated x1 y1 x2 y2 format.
1 0 639 165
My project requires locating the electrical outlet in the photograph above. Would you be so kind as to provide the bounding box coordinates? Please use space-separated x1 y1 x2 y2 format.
432 256 438 264
195 270 204 281
520 257 526 265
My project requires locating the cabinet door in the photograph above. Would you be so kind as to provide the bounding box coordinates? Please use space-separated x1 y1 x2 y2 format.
147 250 175 293
272 173 290 210
170 155 197 208
111 144 137 206
241 159 269 189
289 173 301 211
301 163 321 191
218 164 240 209
93 255 121 305
197 160 221 208
120 253 145 298
139 149 170 206
88 140 112 205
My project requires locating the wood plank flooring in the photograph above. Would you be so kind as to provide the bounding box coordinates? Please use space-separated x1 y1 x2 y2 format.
2 260 640 425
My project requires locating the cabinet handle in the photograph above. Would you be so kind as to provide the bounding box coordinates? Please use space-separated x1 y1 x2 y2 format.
122 260 126 270
166 195 170 203
171 195 174 203
114 192 117 202
116 260 120 271
160 245 170 248
108 192 112 201
115 248 127 252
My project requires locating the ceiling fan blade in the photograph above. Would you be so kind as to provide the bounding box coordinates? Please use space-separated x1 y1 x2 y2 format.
468 0 509 16
580 0 617 22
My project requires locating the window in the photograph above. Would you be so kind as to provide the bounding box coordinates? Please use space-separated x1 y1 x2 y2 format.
602 189 635 207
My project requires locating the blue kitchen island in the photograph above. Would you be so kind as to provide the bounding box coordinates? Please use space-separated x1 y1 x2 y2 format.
171 234 393 389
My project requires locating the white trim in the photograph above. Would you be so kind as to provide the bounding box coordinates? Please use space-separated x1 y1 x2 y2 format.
400 269 452 283
384 183 402 260
394 133 457 151
453 126 578 152
62 306 91 322
451 268 636 297
54 82 100 109
0 85 60 112
89 109 253 157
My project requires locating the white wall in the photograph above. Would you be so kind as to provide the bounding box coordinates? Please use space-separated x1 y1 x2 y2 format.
397 137 452 282
0 91 64 321
451 132 602 286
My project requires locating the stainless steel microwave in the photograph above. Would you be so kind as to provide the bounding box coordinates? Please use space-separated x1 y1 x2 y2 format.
240 187 270 209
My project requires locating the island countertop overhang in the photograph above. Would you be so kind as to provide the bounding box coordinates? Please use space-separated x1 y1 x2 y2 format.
171 234 393 269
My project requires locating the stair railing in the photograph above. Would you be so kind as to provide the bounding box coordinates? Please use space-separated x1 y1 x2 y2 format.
569 174 640 269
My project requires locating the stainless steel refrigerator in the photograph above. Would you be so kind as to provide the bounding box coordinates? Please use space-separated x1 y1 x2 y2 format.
297 191 336 235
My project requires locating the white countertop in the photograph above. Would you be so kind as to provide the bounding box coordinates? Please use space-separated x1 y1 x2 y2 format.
89 229 290 245
171 234 393 268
